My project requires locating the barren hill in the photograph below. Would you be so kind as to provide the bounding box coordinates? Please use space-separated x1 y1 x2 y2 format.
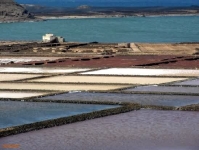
0 0 35 23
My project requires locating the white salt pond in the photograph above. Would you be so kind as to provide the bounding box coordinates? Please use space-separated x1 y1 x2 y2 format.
37 92 199 107
1 110 199 150
0 67 90 74
0 91 49 99
29 75 187 85
0 74 44 81
0 101 118 129
81 68 199 77
0 57 63 64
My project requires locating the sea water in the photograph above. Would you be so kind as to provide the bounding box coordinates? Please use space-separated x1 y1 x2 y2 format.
0 16 199 43
16 0 199 7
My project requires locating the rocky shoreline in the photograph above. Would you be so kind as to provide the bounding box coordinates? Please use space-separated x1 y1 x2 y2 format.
24 4 199 19
0 19 43 24
37 13 199 20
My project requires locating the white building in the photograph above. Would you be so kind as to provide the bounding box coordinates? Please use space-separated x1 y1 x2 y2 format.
42 34 56 43
57 36 65 43
42 34 65 43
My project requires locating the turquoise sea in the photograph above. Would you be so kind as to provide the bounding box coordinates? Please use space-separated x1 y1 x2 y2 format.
0 16 199 43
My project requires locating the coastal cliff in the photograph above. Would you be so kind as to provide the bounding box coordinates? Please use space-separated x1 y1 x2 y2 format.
0 0 35 23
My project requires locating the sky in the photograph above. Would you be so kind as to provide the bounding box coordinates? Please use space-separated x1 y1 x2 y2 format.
16 0 199 7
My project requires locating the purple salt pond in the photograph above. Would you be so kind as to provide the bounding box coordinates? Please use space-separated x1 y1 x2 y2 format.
1 110 199 150
172 78 199 86
124 86 199 95
37 92 199 107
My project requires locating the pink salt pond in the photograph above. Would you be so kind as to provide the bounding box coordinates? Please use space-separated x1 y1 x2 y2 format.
1 110 199 150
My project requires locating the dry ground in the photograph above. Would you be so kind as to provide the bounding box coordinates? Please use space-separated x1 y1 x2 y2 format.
136 43 199 55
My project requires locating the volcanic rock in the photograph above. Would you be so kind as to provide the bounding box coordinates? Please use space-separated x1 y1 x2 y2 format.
0 0 35 23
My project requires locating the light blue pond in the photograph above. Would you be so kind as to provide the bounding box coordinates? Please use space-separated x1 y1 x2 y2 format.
0 101 119 129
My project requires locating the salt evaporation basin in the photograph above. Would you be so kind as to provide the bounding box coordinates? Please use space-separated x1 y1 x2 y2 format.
0 57 63 64
37 92 199 107
1 110 199 150
172 78 199 86
0 83 128 91
124 86 199 94
81 68 199 77
0 91 49 99
0 67 90 74
0 101 119 129
29 75 187 85
0 74 44 81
